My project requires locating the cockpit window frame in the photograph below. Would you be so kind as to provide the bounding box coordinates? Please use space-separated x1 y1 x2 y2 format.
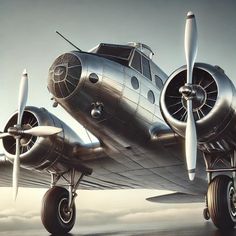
130 49 152 81
141 55 152 80
130 50 142 73
96 43 133 61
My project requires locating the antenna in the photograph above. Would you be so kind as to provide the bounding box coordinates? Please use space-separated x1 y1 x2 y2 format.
56 31 82 52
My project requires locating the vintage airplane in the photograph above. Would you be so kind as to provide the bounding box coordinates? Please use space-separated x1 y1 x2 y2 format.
0 11 236 234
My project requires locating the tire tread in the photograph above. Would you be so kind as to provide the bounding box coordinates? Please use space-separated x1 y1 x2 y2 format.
41 186 76 234
208 175 235 229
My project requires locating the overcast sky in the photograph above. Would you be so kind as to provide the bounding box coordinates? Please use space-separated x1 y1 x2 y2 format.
0 0 236 234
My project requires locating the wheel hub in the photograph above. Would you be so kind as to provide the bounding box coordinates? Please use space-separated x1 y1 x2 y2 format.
229 186 236 217
58 198 73 224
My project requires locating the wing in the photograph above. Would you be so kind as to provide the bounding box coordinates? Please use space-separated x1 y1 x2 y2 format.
146 192 204 203
76 140 208 194
0 159 50 188
0 138 207 195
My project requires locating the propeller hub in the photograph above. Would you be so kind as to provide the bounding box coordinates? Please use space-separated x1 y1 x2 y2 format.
7 126 23 137
20 124 33 147
180 84 207 112
179 84 195 99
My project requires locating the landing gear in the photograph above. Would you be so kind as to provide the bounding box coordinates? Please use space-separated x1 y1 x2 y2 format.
41 186 76 234
41 166 92 234
203 151 236 229
207 175 236 229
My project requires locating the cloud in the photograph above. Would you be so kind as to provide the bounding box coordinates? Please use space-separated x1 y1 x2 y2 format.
76 203 205 234
0 188 205 235
0 208 42 232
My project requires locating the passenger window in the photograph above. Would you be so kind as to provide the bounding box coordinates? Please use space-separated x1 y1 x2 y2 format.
131 76 139 90
142 56 151 80
155 75 164 90
148 90 155 104
131 51 142 73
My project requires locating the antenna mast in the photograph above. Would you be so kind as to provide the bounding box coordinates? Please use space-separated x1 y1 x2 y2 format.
56 31 82 52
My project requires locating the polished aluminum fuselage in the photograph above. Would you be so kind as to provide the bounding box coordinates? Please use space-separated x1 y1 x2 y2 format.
48 51 208 194
0 48 210 195
56 52 166 147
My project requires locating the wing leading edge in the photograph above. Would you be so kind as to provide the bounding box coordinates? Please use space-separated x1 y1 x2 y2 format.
146 192 204 203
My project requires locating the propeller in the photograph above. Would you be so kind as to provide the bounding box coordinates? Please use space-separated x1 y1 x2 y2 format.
23 126 62 136
0 133 10 138
0 125 62 138
0 69 62 200
180 11 198 181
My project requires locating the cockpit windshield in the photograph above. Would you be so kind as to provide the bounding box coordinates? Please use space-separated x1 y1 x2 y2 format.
96 44 132 60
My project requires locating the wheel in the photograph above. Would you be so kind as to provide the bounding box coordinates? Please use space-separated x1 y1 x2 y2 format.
41 186 76 234
207 175 236 229
203 208 210 220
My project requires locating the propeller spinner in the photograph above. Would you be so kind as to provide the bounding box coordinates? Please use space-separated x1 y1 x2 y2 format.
0 70 62 200
179 11 198 181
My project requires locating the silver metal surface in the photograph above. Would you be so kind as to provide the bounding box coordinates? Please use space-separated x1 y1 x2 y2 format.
45 47 208 195
160 63 236 151
3 42 235 196
2 106 93 174
2 10 236 233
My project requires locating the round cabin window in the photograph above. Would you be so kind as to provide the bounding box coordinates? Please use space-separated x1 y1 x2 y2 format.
131 76 139 90
148 90 155 104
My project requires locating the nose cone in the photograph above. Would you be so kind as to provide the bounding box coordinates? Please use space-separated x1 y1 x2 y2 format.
48 53 82 98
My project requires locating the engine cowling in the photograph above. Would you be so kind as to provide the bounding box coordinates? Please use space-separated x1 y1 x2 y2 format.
2 106 84 172
160 63 236 149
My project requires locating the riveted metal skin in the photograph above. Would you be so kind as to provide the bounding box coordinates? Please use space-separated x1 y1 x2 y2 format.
1 48 213 195
45 50 212 195
48 51 170 151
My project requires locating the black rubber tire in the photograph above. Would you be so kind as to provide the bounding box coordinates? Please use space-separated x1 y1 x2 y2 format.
203 208 210 220
41 186 76 235
207 175 236 229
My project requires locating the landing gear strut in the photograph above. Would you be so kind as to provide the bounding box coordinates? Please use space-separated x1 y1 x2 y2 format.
203 152 236 229
41 167 91 234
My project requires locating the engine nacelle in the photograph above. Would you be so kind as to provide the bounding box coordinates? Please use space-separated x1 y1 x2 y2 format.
160 63 236 150
2 106 84 172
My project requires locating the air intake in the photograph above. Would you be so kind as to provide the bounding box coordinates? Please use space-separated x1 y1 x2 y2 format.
48 53 82 98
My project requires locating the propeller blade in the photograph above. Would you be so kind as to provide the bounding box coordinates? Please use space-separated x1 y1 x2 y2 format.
11 69 29 200
13 138 20 201
185 100 197 180
23 126 62 136
185 11 198 84
0 133 11 138
184 11 198 181
17 69 28 126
